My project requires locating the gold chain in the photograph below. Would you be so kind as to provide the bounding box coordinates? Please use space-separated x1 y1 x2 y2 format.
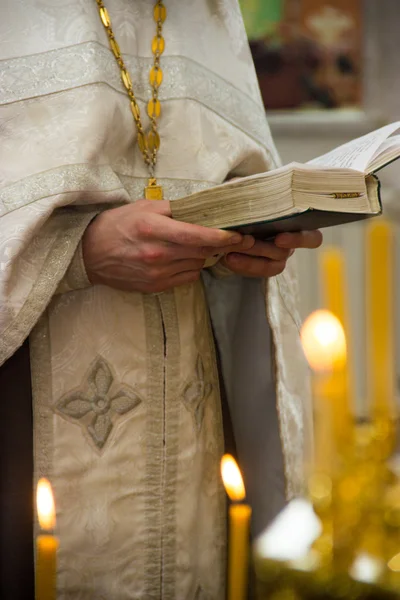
95 0 166 199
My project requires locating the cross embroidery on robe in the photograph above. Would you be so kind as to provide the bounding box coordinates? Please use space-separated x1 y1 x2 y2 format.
182 355 213 433
56 356 143 450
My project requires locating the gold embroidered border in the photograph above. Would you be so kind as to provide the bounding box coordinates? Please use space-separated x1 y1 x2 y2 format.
0 164 214 217
142 295 165 599
142 287 227 598
264 276 306 499
0 42 275 150
158 291 181 599
264 276 292 499
0 211 97 365
30 313 53 483
30 311 54 550
201 285 227 599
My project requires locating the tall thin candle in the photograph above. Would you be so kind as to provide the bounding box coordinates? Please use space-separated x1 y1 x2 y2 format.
320 247 353 446
221 455 252 600
365 220 395 421
301 309 347 473
36 478 58 600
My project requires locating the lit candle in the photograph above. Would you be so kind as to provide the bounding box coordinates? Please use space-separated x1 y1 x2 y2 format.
301 310 348 471
320 247 353 445
365 220 395 421
221 454 252 600
36 478 58 600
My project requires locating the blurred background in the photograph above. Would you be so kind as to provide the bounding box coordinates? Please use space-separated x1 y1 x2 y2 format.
239 0 400 417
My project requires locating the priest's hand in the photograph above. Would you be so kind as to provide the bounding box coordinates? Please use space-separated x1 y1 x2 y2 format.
82 200 254 293
221 231 323 278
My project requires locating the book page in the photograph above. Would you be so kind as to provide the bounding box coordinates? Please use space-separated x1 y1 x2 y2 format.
307 122 400 172
368 135 400 172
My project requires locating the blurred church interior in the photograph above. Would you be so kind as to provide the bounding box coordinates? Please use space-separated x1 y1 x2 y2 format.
240 0 400 418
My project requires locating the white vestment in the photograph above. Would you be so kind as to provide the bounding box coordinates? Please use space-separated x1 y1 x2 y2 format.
0 1 312 598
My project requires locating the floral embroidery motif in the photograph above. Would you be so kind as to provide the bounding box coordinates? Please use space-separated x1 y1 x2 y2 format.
56 357 142 450
182 356 213 432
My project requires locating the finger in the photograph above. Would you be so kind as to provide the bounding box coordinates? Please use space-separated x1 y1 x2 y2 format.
133 236 253 266
224 254 287 278
274 230 323 249
163 235 255 261
230 239 292 261
218 235 255 254
137 213 243 248
161 245 227 261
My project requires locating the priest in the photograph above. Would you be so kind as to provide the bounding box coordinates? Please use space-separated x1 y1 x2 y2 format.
0 0 321 598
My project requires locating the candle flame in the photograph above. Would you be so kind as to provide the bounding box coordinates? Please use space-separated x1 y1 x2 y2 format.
301 309 346 372
36 478 56 531
221 454 246 501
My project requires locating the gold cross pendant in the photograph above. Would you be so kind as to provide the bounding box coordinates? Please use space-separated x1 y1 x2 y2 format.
145 178 163 200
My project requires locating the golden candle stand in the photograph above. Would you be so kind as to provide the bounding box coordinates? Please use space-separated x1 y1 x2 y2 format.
254 418 400 600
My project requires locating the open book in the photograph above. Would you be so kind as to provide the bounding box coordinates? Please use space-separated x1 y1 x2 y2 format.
171 122 400 237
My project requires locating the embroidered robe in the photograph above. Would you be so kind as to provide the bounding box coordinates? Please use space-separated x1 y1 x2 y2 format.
0 1 312 598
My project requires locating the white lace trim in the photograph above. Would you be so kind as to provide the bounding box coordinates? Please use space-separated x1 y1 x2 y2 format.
0 41 273 147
